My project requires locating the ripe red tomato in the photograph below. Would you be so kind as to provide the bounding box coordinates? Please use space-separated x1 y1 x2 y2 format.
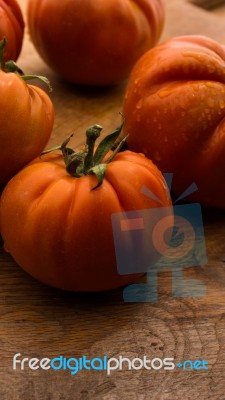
0 125 172 292
27 0 164 85
123 35 225 208
0 0 24 61
0 44 54 184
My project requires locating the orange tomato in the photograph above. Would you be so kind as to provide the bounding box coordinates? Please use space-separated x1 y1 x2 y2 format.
27 0 164 85
0 64 54 184
0 145 171 292
0 0 24 61
123 35 225 208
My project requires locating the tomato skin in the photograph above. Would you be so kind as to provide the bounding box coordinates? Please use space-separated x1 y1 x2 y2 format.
0 0 24 61
123 35 225 208
0 151 171 292
27 0 164 86
0 71 54 184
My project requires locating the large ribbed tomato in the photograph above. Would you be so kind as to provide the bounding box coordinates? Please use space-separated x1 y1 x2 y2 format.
0 40 54 185
0 124 172 292
27 0 164 85
0 0 24 61
123 35 225 208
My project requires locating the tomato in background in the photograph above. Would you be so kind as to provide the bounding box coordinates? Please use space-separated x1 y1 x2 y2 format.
122 35 225 208
27 0 164 86
0 0 24 61
0 39 54 185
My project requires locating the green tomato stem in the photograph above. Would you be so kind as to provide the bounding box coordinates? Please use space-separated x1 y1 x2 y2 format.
0 39 52 92
21 75 52 92
83 125 102 173
42 117 127 189
4 60 23 74
0 38 6 69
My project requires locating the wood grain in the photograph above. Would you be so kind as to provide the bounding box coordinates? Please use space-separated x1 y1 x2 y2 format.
1 1 225 399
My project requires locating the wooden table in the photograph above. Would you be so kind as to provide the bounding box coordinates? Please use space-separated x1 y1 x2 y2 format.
1 1 225 398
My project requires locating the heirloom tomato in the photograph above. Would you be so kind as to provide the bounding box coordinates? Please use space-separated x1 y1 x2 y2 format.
123 35 225 208
0 123 172 292
27 0 164 86
0 39 54 184
0 0 24 61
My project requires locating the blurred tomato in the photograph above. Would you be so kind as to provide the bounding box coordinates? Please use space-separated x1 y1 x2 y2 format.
27 0 164 85
0 0 24 61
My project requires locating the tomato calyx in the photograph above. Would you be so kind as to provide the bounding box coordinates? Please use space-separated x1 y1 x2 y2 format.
42 118 127 189
0 38 52 91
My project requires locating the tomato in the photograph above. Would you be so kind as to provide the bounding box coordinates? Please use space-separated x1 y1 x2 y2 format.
0 124 172 292
27 0 164 86
122 35 225 208
0 40 54 185
0 0 24 61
